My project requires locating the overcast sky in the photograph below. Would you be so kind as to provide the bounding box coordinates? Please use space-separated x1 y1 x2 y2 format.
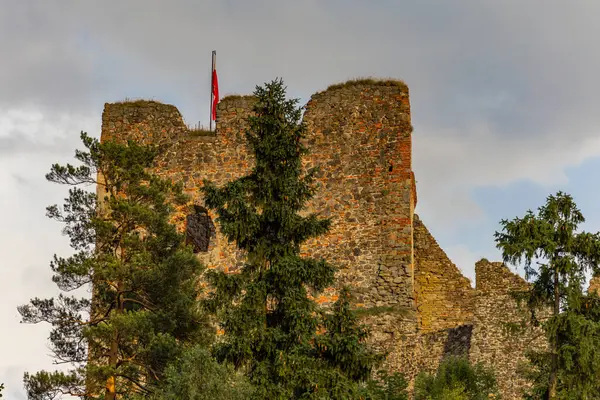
3 1 600 398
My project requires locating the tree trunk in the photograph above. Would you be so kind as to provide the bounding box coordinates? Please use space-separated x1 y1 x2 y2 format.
105 280 123 400
548 267 560 400
105 331 118 400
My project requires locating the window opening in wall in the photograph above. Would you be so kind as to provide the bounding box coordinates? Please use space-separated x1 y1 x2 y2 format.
185 205 216 253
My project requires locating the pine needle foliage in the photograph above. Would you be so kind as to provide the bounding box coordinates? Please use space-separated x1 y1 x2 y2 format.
201 79 384 399
495 192 600 399
18 133 211 399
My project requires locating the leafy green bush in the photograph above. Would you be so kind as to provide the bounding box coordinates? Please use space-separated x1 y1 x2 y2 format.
358 371 409 400
142 345 254 400
414 356 500 400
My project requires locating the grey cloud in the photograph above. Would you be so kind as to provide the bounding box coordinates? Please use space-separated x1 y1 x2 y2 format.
11 173 29 186
0 105 99 159
4 0 600 250
2 365 26 399
0 134 72 156
0 1 98 111
4 0 600 141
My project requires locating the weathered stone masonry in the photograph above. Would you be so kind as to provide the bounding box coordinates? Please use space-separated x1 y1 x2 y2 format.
470 260 547 400
100 80 544 399
102 82 416 309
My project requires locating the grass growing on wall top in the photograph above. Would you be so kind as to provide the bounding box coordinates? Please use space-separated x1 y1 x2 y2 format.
112 98 165 106
185 118 215 137
219 93 256 102
325 77 408 92
188 128 216 137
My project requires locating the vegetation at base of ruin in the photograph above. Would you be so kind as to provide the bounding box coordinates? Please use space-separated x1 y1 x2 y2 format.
142 354 409 400
413 356 500 400
131 345 255 400
200 79 390 399
323 77 408 93
496 191 600 399
18 133 212 399
356 371 409 400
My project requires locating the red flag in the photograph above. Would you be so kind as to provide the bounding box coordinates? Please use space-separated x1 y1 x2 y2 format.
211 68 219 121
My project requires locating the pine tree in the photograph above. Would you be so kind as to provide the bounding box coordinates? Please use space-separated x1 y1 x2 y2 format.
18 133 211 399
202 79 383 399
495 191 600 399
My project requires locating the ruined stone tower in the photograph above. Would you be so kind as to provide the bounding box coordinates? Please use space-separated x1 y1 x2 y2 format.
102 80 417 309
100 79 544 399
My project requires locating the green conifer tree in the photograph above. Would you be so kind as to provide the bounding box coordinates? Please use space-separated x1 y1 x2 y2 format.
202 79 384 399
495 192 600 399
18 133 211 399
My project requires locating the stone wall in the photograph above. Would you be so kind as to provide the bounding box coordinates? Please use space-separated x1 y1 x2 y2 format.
413 214 475 332
470 259 547 399
101 97 256 272
588 275 600 294
302 81 415 309
100 80 551 399
377 321 474 388
101 80 416 309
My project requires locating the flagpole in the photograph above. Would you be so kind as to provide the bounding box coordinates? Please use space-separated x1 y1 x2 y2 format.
210 50 216 132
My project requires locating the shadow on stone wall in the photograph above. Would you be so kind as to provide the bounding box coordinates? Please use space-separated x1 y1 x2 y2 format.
443 324 473 358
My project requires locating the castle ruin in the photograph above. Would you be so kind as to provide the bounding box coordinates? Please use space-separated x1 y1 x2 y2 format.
100 79 544 399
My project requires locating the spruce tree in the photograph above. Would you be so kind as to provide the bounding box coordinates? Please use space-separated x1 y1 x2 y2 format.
202 79 383 399
18 133 211 399
495 191 600 399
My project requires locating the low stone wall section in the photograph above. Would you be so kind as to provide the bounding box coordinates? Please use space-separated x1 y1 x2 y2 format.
470 259 547 400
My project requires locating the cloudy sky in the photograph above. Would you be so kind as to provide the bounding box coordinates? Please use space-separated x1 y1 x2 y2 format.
3 0 600 397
